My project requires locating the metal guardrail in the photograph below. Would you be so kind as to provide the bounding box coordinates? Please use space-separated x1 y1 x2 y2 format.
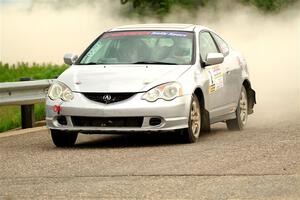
0 79 53 106
0 79 54 129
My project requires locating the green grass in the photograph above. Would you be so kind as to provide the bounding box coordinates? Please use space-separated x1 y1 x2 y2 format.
0 62 68 133
0 104 46 132
0 62 67 82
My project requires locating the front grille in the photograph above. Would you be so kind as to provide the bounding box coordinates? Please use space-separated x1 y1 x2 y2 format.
83 93 136 104
71 116 143 127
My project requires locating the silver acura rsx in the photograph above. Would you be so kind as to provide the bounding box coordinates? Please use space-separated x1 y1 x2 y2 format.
46 24 256 147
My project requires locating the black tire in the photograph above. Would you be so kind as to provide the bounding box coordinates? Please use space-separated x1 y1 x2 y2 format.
200 109 211 132
182 94 201 143
50 129 78 147
226 86 248 131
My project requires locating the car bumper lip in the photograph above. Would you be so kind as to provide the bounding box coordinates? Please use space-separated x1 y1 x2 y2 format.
46 93 191 132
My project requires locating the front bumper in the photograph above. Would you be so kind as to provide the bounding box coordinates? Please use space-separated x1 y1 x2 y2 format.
46 92 191 132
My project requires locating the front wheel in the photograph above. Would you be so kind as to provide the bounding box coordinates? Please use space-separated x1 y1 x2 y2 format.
181 94 201 143
50 129 78 147
226 86 248 131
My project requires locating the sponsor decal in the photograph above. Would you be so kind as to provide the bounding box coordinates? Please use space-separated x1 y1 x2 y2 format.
103 31 189 38
151 32 188 37
207 65 224 94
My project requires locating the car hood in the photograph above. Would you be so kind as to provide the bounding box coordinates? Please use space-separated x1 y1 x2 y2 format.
58 64 191 93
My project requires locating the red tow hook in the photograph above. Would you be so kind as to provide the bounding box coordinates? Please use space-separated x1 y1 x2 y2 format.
53 105 62 114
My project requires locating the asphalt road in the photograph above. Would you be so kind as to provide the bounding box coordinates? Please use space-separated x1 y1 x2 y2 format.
0 113 299 199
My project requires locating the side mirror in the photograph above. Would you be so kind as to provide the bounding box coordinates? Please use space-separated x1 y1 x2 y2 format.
205 53 224 66
63 53 78 65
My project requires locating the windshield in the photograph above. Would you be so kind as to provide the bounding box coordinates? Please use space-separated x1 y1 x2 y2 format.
78 31 194 65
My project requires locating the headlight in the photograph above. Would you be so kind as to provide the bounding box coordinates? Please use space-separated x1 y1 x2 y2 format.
48 82 74 101
142 82 183 102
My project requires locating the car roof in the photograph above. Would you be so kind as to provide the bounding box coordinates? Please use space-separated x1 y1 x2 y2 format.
109 23 207 32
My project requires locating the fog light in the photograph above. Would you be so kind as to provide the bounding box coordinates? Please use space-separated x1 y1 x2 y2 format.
57 116 67 125
149 118 162 126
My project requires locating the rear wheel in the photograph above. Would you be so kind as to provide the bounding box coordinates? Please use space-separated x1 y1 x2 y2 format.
226 86 248 130
50 129 78 147
182 94 201 143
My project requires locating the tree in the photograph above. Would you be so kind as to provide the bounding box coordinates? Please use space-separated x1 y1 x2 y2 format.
120 0 299 17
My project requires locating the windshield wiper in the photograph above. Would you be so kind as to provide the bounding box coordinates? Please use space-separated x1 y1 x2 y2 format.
131 61 178 65
79 61 179 65
79 62 98 65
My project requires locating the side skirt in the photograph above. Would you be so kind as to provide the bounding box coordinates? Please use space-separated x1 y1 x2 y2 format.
210 112 236 124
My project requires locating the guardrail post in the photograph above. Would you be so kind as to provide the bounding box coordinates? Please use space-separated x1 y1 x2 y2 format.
20 77 35 129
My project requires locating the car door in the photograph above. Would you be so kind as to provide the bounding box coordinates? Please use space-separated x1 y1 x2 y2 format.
199 31 228 118
211 32 242 110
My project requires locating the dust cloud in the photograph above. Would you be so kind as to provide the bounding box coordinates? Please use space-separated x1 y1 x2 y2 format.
164 2 300 124
0 0 143 64
0 0 299 124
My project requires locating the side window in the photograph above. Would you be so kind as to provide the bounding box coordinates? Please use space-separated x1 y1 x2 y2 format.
199 32 219 61
211 33 230 56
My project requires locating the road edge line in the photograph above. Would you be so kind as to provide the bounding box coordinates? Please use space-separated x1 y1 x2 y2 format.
0 126 47 138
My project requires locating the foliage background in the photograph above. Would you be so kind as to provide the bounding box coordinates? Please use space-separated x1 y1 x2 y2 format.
120 0 299 18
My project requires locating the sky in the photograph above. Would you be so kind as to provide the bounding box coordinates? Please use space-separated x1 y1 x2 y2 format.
0 0 31 5
0 0 31 3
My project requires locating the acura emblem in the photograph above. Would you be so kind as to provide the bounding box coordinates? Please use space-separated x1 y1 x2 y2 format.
103 94 112 103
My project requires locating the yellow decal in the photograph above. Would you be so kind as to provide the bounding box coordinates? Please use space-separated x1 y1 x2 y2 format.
207 65 224 94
